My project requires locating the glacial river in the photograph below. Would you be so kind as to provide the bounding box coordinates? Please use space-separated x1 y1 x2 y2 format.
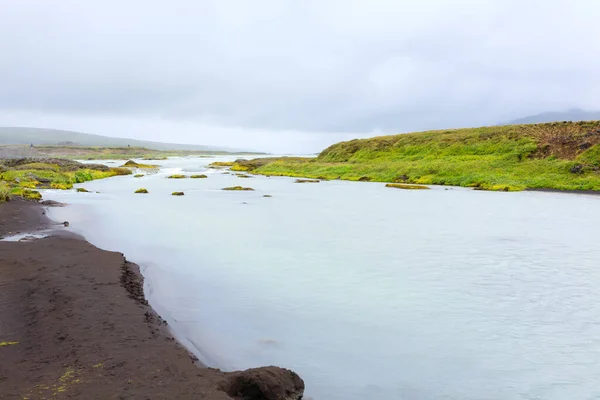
43 155 600 400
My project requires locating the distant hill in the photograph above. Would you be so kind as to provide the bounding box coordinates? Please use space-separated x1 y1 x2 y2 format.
0 127 250 153
506 109 600 125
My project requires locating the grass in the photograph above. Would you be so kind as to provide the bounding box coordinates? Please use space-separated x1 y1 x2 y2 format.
0 341 18 346
240 121 600 192
222 186 254 191
0 182 10 202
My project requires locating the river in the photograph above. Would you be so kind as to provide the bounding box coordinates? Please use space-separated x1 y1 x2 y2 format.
43 155 600 400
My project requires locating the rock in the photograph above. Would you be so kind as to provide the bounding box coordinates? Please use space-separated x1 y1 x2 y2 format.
167 174 187 179
190 174 208 179
172 192 185 196
570 164 584 174
263 195 272 198
76 188 90 193
219 367 305 400
294 179 320 183
134 188 149 194
41 200 66 207
134 174 144 178
63 221 70 227
123 160 139 167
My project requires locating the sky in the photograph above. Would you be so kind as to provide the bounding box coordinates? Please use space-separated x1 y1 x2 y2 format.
1 0 599 153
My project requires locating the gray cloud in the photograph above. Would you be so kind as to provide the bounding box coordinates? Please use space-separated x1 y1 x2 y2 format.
1 0 599 152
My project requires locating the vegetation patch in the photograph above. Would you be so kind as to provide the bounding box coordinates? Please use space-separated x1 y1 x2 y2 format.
76 188 90 193
0 182 11 202
190 174 207 178
236 173 252 178
385 183 430 190
167 174 187 179
222 186 254 191
0 341 18 346
172 191 185 196
134 174 144 178
250 121 600 192
134 188 149 194
209 161 234 168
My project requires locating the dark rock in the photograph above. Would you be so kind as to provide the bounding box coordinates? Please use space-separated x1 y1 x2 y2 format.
41 200 66 207
570 164 584 174
219 367 305 400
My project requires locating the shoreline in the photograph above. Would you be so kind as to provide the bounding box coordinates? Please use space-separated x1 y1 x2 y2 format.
0 199 304 399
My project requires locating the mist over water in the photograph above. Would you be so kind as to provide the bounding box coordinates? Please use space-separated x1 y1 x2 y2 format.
43 156 600 400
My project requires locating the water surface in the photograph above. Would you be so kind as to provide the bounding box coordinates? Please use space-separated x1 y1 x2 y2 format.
44 156 600 399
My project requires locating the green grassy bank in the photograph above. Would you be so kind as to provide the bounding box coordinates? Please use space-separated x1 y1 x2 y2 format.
234 121 600 191
0 158 133 202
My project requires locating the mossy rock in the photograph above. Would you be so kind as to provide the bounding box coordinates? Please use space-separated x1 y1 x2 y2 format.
222 186 254 191
76 188 90 193
167 174 187 179
385 183 430 190
208 161 234 168
190 174 208 179
236 174 252 178
263 194 272 198
134 174 144 178
294 179 320 183
121 160 159 169
172 192 185 196
123 160 139 167
135 188 149 194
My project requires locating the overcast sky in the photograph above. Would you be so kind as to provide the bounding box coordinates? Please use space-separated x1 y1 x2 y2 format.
1 0 599 153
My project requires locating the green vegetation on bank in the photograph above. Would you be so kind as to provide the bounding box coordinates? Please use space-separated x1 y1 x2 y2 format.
233 121 600 192
0 158 132 202
386 183 430 190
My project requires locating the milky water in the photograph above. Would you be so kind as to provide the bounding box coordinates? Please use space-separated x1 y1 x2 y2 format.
42 156 600 400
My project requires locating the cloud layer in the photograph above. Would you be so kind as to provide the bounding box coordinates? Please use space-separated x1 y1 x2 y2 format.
1 0 598 152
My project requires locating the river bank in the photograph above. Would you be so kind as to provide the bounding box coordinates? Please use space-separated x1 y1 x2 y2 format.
0 199 304 399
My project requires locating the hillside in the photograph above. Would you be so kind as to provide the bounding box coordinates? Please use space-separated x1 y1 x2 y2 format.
233 121 600 191
507 109 600 125
0 127 248 153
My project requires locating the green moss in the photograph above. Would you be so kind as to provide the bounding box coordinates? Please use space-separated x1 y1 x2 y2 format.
222 186 254 191
167 174 187 179
134 188 149 194
0 182 11 203
190 174 208 178
0 341 18 347
172 191 185 196
209 161 234 168
385 183 430 190
134 174 144 178
51 182 73 190
236 174 252 178
76 188 90 193
10 188 42 201
251 121 600 192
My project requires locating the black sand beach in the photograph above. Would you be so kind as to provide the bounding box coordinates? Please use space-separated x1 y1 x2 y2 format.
0 199 304 399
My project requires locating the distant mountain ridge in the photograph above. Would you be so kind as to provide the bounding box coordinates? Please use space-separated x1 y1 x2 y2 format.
506 109 600 125
0 127 250 153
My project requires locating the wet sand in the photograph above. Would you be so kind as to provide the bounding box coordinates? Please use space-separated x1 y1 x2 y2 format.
0 199 304 399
